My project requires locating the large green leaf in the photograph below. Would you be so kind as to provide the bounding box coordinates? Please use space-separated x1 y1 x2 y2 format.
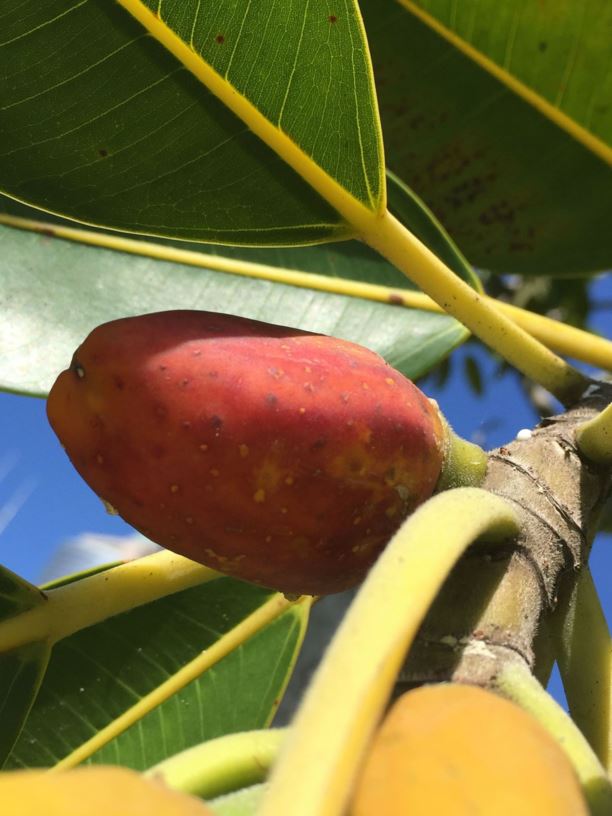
361 0 612 276
0 173 475 397
0 642 51 768
0 566 50 766
408 0 612 146
0 0 382 242
7 578 308 770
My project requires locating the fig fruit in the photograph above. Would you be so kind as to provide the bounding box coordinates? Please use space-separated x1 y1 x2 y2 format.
0 765 212 815
350 683 588 815
47 310 446 595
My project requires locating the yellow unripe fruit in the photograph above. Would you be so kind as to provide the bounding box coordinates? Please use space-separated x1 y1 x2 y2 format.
351 683 588 816
0 765 213 816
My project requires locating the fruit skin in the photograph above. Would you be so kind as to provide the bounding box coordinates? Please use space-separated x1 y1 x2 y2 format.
0 765 212 815
350 683 588 816
47 310 444 595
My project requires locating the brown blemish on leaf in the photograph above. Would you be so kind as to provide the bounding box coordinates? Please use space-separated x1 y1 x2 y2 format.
328 14 338 23
388 293 404 306
215 34 225 44
98 148 108 158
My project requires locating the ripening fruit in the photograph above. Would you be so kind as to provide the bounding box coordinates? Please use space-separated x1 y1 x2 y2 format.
47 310 446 595
350 683 588 815
0 765 212 815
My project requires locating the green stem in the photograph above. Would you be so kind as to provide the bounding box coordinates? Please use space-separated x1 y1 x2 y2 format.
550 567 612 771
497 661 612 816
362 211 590 406
0 551 220 653
576 404 612 465
436 416 488 491
146 729 285 799
260 488 519 816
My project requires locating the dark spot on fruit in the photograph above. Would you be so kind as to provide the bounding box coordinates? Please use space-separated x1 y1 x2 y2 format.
311 437 327 452
98 148 108 157
180 378 190 387
155 403 168 418
151 444 166 459
181 420 191 430
114 376 125 390
208 370 219 379
266 393 278 406
215 34 225 43
210 415 224 432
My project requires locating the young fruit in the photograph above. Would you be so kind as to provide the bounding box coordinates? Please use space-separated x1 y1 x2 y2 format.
350 683 588 815
0 765 212 815
47 310 448 595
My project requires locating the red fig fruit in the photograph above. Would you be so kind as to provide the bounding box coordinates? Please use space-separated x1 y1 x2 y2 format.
47 311 449 595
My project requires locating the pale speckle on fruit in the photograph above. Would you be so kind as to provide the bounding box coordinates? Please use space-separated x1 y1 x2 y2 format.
102 499 118 515
199 444 208 452
239 444 249 458
170 484 180 494
285 475 294 485
185 516 194 525
253 488 266 503
281 507 288 514
385 378 395 386
299 407 306 414
210 469 220 477
96 454 104 464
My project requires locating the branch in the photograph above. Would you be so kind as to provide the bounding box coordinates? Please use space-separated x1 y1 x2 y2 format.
260 488 519 816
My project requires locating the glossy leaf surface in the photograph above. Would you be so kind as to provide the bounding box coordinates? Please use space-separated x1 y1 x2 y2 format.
362 0 612 275
0 0 382 243
7 578 307 770
0 173 477 397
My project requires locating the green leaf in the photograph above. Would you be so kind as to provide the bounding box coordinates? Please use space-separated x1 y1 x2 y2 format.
0 564 46 620
6 578 308 770
0 568 49 766
0 0 382 242
0 641 51 768
361 0 612 276
407 0 612 146
0 175 473 398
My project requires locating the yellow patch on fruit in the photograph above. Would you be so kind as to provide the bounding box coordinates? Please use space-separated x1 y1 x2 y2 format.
350 683 588 815
0 765 212 815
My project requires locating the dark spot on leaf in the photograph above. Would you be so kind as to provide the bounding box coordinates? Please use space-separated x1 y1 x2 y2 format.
328 14 337 23
388 293 404 305
538 41 548 52
98 148 108 158
215 34 225 43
